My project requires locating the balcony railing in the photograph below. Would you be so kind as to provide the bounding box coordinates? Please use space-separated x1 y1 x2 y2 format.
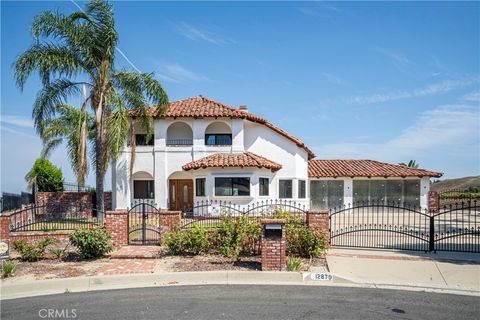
166 139 193 146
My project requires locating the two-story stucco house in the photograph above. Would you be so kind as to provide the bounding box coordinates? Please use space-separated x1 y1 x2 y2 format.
112 96 442 211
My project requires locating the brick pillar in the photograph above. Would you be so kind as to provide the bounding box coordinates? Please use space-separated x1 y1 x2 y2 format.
428 191 440 214
0 215 11 244
160 210 181 233
261 219 286 271
105 210 128 249
307 210 330 244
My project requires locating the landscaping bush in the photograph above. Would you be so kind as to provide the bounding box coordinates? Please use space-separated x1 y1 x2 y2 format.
214 214 261 259
12 237 56 261
1 260 17 278
286 224 326 258
69 227 114 259
25 158 64 192
274 211 326 258
50 245 69 260
163 225 212 255
286 257 302 271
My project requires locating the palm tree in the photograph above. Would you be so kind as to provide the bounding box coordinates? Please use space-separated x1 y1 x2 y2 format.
40 103 93 188
14 0 168 219
399 160 419 168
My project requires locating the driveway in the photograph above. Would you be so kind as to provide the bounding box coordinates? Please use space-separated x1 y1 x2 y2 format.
326 248 480 292
2 285 479 320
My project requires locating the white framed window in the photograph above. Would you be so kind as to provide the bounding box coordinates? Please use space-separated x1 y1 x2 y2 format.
298 180 306 198
215 177 250 196
279 180 293 199
259 177 269 196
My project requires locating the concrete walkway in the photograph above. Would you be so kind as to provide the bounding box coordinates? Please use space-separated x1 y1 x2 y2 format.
326 248 480 292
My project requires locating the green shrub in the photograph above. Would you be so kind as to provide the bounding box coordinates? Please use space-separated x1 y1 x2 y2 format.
69 227 114 259
214 214 261 259
273 211 326 258
163 225 211 255
12 237 56 261
286 257 302 271
1 260 17 278
25 158 64 192
286 224 325 258
50 245 68 260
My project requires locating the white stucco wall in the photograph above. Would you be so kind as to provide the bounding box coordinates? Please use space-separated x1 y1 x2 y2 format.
112 116 310 209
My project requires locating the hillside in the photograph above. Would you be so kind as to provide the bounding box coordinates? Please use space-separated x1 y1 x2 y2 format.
430 176 480 192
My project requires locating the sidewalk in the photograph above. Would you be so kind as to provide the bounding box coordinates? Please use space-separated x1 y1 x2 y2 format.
325 248 480 292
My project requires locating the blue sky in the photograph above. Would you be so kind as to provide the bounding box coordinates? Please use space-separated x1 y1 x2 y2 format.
1 1 479 193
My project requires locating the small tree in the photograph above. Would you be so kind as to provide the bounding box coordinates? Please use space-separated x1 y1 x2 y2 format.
25 158 64 192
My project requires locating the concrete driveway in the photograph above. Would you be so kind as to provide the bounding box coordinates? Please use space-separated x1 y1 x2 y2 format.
326 248 480 293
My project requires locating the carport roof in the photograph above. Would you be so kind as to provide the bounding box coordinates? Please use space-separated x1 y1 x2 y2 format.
308 159 443 178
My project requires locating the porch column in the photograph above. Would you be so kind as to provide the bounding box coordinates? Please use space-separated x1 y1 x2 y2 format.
154 150 168 209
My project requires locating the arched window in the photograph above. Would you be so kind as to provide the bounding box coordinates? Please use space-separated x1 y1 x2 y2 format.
166 122 193 146
205 122 232 145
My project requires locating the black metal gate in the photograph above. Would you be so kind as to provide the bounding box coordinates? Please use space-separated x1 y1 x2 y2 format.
329 200 479 253
128 201 161 245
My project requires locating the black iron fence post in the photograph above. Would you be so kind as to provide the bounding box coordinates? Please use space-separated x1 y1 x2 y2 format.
142 203 146 245
429 216 435 252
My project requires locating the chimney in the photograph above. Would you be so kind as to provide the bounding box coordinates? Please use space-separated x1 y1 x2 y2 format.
239 105 248 112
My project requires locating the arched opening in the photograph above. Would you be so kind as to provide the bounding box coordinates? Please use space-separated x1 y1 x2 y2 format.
132 171 154 200
205 122 232 145
168 171 193 211
166 122 193 146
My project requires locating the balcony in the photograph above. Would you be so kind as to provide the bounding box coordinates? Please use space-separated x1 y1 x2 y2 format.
166 139 193 146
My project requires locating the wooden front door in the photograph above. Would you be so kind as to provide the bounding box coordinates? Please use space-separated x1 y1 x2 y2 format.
169 179 194 211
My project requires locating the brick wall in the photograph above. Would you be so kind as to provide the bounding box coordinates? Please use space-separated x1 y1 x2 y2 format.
261 219 286 271
105 210 128 249
10 231 71 249
307 210 330 243
160 211 181 233
35 191 112 216
428 191 440 214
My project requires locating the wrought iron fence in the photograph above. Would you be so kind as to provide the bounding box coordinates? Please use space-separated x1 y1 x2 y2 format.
329 200 479 253
180 199 307 229
434 201 479 252
62 182 94 192
8 202 103 232
1 191 34 212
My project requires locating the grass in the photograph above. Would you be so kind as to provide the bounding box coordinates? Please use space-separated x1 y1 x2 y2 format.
1 260 17 278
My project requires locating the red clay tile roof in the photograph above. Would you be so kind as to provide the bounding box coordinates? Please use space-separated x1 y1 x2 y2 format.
182 152 282 172
308 159 443 178
130 96 315 159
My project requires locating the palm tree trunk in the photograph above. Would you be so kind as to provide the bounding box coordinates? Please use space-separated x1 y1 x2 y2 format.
94 92 106 220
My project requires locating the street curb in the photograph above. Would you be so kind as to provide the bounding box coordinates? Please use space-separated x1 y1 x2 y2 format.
1 271 479 300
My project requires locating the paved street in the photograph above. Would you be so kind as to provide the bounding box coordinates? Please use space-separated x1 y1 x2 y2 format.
2 285 479 320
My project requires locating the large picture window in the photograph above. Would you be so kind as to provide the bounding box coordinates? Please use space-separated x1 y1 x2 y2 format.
215 177 250 196
205 134 232 146
259 178 269 196
133 180 154 199
279 180 293 199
